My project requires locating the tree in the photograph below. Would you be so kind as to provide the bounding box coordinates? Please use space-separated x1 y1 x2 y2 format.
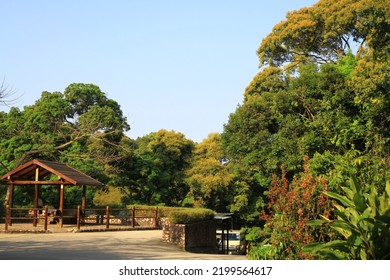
0 83 129 168
257 0 390 68
222 70 306 224
118 129 195 206
222 0 389 227
0 83 130 208
185 133 233 212
65 83 107 117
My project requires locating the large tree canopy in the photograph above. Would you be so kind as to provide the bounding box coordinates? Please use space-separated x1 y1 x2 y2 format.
257 0 389 67
0 83 129 172
111 129 195 207
0 83 130 208
185 133 233 212
222 0 389 225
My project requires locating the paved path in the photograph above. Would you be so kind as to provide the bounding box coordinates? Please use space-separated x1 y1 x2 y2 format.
0 230 247 260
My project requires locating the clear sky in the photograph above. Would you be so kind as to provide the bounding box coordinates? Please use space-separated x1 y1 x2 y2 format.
1 0 317 143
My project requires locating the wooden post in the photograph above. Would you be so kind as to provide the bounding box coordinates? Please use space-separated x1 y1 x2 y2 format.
59 184 64 228
33 167 39 227
44 205 48 231
154 207 158 228
77 205 81 230
81 186 86 226
105 206 110 229
5 205 9 231
33 185 39 227
81 186 86 210
8 184 14 226
132 206 135 228
57 184 61 208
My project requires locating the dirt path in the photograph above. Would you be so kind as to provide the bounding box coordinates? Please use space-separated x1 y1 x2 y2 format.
0 230 247 260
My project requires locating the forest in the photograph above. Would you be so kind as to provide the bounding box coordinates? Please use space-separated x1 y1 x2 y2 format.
0 0 389 259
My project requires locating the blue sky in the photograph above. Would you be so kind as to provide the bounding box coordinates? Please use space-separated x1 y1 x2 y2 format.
1 0 317 143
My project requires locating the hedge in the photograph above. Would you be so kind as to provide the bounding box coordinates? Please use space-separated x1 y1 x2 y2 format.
167 208 215 224
125 205 215 224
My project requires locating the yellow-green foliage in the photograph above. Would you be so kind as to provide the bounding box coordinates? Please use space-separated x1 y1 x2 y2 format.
185 133 233 212
126 205 178 217
93 186 124 207
124 205 215 223
168 208 215 224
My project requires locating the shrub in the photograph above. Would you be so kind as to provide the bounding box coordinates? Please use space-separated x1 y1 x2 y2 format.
247 240 275 260
168 208 215 224
304 176 390 260
244 227 269 243
123 205 215 224
157 206 183 217
256 158 333 259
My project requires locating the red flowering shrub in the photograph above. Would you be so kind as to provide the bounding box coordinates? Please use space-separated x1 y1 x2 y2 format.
259 157 333 259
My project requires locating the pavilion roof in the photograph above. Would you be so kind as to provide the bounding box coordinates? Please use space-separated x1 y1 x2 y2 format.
1 159 104 186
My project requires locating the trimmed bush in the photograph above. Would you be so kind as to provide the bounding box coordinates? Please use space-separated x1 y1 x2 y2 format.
168 208 215 224
157 206 183 218
125 205 215 223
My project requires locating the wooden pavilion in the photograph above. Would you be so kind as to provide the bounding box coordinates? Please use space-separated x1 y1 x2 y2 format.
1 159 104 227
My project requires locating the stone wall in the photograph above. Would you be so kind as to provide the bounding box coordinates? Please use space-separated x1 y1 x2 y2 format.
162 219 217 253
83 215 163 227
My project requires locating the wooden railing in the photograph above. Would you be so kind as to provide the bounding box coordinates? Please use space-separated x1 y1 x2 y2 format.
4 205 52 231
3 205 159 231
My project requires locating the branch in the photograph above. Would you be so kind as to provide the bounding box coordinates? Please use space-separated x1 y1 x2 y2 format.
290 50 331 64
0 161 10 172
341 34 351 51
0 78 21 107
15 133 89 166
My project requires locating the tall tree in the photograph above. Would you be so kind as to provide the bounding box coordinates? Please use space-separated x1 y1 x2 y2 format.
0 83 129 169
185 133 233 212
257 0 389 68
0 83 130 207
118 129 195 206
222 0 389 226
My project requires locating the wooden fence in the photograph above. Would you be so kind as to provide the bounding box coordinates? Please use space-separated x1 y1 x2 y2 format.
3 205 159 231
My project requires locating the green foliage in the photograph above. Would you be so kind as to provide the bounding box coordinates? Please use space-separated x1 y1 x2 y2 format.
154 206 181 218
244 226 274 260
244 67 287 99
126 205 193 218
222 2 389 223
93 186 125 208
185 133 233 212
65 83 113 119
257 0 390 67
0 200 4 220
336 51 357 79
0 83 129 169
247 240 275 260
305 176 390 260
167 208 215 224
0 83 131 210
222 86 305 225
120 129 194 206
